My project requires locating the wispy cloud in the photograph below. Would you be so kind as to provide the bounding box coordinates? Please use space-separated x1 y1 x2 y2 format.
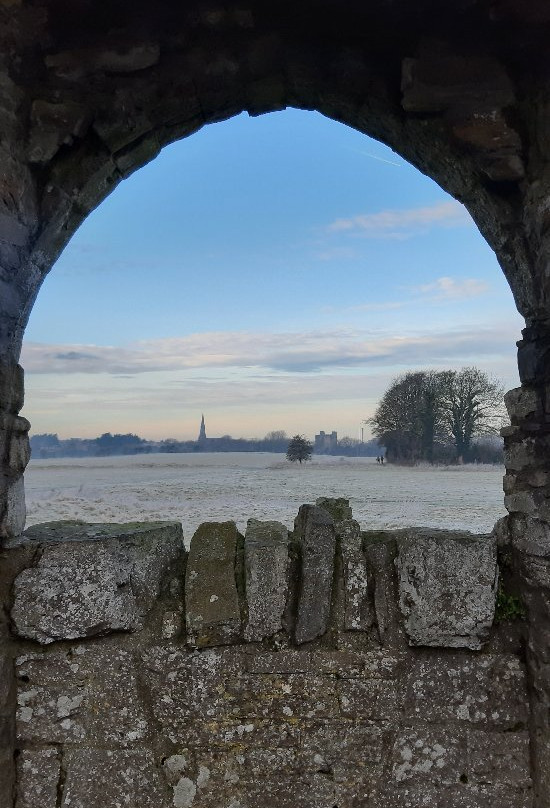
330 275 490 315
22 321 519 377
410 276 489 300
327 201 472 240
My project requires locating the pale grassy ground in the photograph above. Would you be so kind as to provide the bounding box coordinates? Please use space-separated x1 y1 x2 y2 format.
23 452 506 545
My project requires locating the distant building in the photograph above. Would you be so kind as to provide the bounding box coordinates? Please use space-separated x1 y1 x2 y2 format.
314 430 338 454
198 414 207 444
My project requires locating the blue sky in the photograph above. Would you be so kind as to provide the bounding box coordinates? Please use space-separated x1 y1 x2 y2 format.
23 109 523 441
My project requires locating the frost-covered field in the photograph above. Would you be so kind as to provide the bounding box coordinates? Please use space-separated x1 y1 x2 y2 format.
24 452 506 544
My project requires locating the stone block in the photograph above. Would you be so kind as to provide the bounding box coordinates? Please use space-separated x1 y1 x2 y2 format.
340 518 375 631
244 649 314 674
16 646 148 746
401 54 514 113
302 719 386 770
302 720 387 798
314 648 404 679
0 748 15 808
45 43 161 79
0 210 28 247
0 362 24 413
60 748 166 807
338 677 403 720
142 646 245 738
15 748 60 808
10 521 183 643
17 645 148 747
505 386 540 421
396 529 498 649
364 536 401 644
232 672 339 721
478 151 525 182
181 718 301 751
188 753 338 808
392 725 467 787
27 99 92 163
185 521 242 647
504 437 539 471
509 514 550 557
369 784 533 808
8 424 30 474
244 518 289 641
449 109 521 153
0 652 14 711
315 496 353 523
178 749 339 808
294 505 336 644
405 653 529 729
468 730 531 788
5 475 26 536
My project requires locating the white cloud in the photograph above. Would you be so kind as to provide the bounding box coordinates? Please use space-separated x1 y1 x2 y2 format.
22 320 520 377
329 275 489 315
327 200 472 239
412 276 489 300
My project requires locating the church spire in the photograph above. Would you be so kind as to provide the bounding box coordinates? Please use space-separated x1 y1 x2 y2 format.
198 413 207 443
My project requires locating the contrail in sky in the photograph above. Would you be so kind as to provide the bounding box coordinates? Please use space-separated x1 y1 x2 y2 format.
352 149 404 167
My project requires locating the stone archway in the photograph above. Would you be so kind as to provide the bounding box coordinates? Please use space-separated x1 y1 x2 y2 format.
2 1 550 804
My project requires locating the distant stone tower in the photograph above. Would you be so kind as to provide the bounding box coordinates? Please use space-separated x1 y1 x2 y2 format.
198 414 207 444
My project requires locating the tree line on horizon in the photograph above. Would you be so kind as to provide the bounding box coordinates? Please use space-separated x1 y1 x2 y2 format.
369 367 504 464
29 429 381 460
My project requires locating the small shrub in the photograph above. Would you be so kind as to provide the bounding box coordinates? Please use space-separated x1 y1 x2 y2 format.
495 584 526 622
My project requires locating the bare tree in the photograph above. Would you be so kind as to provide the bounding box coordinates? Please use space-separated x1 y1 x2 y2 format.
264 430 287 441
439 367 504 462
369 367 504 464
369 371 447 462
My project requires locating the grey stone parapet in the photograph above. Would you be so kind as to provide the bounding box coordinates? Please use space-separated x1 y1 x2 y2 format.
6 505 500 651
2 507 531 808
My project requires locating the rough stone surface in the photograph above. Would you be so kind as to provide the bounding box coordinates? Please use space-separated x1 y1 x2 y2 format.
404 653 529 728
16 646 149 746
0 651 16 808
0 362 24 414
185 521 242 647
340 518 375 632
5 475 25 537
294 505 336 644
61 748 167 807
315 496 353 523
396 529 498 649
244 518 289 641
10 521 183 643
364 535 402 645
15 749 60 808
5 512 532 808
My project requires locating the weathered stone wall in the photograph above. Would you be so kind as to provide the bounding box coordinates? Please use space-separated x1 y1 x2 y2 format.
0 501 535 808
0 364 28 540
497 371 550 802
2 5 550 804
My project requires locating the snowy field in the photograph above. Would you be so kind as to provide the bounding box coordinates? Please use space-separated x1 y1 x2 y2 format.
23 452 506 545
